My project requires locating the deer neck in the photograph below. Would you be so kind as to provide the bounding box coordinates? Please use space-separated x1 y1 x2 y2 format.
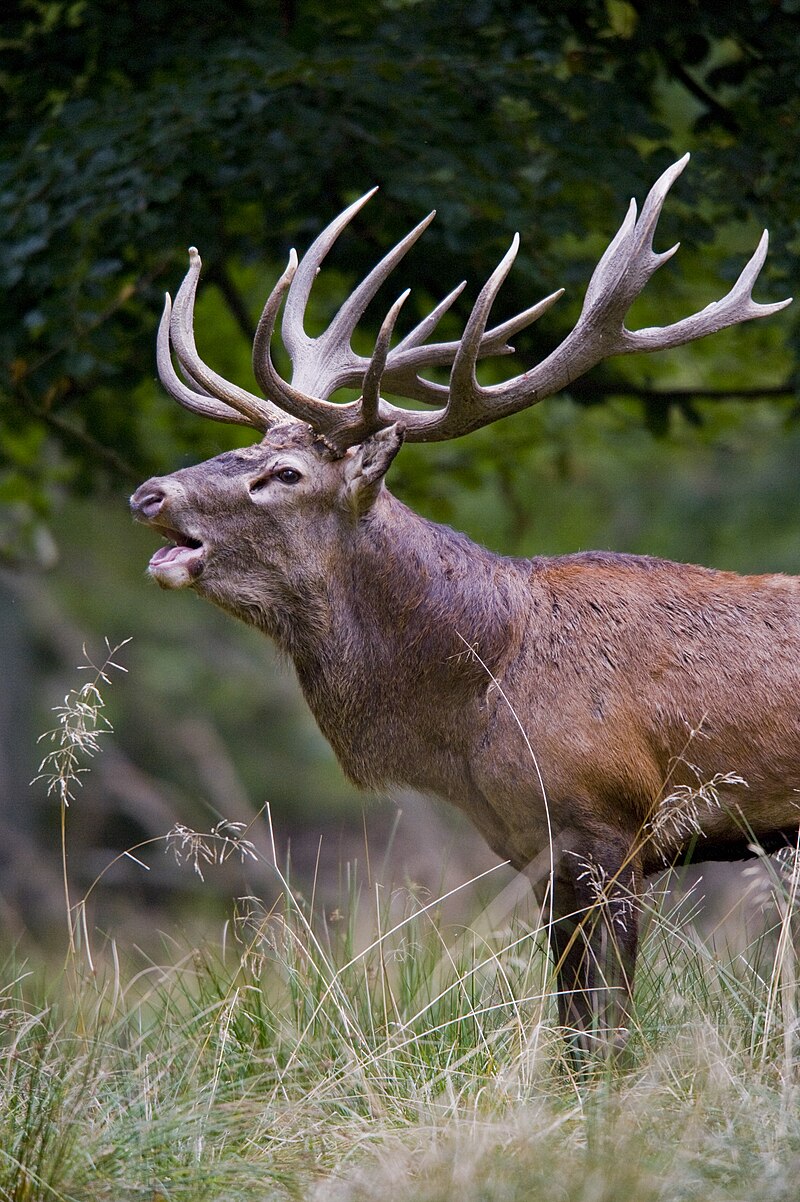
286 490 524 790
296 490 514 664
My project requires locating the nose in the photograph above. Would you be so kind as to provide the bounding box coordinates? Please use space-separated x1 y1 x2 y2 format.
130 480 168 521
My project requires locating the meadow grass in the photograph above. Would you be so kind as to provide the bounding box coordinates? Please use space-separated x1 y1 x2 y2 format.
11 646 800 1200
2 849 800 1202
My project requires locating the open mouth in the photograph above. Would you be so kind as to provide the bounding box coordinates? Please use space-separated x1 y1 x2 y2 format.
148 528 205 589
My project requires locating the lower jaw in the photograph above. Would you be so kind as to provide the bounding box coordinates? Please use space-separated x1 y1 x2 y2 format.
148 556 204 590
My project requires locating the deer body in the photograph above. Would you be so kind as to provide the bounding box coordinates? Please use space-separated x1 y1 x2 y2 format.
132 157 796 1045
288 498 800 871
136 448 800 868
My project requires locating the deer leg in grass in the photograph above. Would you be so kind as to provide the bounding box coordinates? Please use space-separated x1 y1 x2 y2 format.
546 840 640 1051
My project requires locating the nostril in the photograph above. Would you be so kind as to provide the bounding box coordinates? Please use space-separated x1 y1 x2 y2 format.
142 493 164 518
131 488 166 520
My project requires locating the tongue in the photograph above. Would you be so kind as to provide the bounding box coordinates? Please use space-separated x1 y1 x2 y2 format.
150 543 198 567
148 542 203 589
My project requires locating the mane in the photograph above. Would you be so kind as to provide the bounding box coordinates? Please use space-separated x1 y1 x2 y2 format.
353 494 528 675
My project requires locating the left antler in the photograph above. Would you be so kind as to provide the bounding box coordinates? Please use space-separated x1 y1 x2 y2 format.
158 190 551 444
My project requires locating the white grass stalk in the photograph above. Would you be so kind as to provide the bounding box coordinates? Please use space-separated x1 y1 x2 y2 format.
32 638 130 959
760 838 800 1067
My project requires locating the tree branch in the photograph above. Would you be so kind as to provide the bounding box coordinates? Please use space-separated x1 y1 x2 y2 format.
664 55 741 135
568 381 795 405
10 394 141 483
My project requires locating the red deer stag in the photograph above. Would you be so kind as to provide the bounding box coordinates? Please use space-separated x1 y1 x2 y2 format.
131 156 795 1048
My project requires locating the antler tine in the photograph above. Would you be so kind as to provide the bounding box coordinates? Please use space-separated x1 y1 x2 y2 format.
360 290 411 429
479 290 565 352
177 364 211 397
170 249 284 431
392 281 467 353
323 212 436 351
281 188 379 363
252 247 297 397
580 155 687 323
177 356 215 398
157 295 258 426
253 250 364 431
449 235 521 402
283 204 437 397
726 229 793 320
634 153 690 259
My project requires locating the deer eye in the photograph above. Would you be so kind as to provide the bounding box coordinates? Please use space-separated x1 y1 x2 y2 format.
249 466 302 494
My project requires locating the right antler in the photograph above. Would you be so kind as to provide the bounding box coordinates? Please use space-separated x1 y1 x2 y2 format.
158 155 791 452
434 155 791 443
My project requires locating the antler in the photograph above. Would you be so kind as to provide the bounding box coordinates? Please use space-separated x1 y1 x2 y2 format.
157 154 791 451
157 249 290 432
420 154 792 443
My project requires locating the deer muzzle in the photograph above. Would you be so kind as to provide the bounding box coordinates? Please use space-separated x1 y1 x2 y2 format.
130 479 205 590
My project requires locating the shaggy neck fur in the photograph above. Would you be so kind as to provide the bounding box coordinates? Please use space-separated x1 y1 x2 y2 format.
283 489 529 791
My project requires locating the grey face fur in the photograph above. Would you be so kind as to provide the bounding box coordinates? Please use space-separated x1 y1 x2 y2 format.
132 423 404 640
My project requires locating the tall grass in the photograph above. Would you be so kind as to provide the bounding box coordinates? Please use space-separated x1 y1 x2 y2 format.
8 648 800 1200
2 843 799 1200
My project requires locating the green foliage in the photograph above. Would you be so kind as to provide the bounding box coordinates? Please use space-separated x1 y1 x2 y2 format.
2 1 799 561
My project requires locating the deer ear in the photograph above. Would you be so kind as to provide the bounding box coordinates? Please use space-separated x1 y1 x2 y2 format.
343 424 405 514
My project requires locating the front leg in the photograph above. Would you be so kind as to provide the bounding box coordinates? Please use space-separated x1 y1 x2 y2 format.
541 836 641 1052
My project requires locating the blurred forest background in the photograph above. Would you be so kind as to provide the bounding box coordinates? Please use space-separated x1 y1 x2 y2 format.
2 0 800 949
